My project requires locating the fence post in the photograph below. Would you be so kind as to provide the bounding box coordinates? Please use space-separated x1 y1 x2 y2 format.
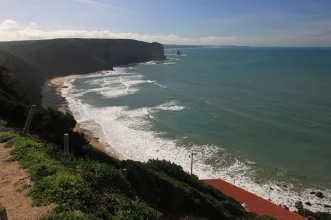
64 133 69 153
190 152 194 175
23 105 36 135
0 204 8 220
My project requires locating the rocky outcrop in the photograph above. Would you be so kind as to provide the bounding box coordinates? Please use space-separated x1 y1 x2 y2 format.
315 191 324 198
0 39 165 103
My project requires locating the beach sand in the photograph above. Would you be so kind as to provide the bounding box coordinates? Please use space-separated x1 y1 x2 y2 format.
42 77 68 112
42 76 121 159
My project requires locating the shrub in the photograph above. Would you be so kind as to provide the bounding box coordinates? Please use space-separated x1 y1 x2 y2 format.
29 171 89 209
113 199 160 220
28 160 63 181
31 108 76 145
147 159 235 202
123 160 245 219
41 210 95 220
81 161 130 194
4 136 43 149
0 97 27 126
0 131 19 143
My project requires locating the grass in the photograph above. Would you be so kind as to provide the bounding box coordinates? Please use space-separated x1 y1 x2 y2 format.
0 131 19 143
1 133 159 220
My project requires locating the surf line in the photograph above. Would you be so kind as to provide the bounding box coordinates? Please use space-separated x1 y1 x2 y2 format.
119 77 130 94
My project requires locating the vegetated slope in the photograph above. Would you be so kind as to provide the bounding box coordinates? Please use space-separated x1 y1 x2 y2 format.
0 38 164 103
0 132 274 220
0 51 42 103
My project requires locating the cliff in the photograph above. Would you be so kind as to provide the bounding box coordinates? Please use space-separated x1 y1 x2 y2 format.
0 38 164 104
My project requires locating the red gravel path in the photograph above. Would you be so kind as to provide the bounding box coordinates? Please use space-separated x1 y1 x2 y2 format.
203 179 304 220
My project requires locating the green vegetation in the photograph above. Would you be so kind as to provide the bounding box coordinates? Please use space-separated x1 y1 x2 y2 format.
0 131 18 142
298 209 331 220
3 134 160 219
1 132 273 219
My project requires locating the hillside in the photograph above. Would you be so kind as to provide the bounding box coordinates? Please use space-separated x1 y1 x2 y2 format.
0 38 165 104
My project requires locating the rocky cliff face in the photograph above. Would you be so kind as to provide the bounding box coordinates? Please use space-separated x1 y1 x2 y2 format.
0 39 165 103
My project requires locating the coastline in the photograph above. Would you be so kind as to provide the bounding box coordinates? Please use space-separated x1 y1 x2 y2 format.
42 75 122 159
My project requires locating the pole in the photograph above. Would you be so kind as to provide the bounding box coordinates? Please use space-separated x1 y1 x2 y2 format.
23 105 36 135
190 152 193 175
64 133 69 153
0 205 8 220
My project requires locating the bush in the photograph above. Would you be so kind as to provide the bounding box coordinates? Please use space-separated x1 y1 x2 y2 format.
123 160 245 220
4 136 43 149
28 160 63 181
147 159 237 202
29 171 89 209
113 199 160 220
31 108 76 145
81 161 130 194
41 210 95 220
0 97 27 126
0 131 19 143
298 208 331 220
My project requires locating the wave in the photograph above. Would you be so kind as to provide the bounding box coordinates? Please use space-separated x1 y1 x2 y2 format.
142 60 177 66
154 100 185 111
165 54 188 57
64 69 167 99
146 80 167 88
168 57 180 61
62 74 331 213
163 62 176 65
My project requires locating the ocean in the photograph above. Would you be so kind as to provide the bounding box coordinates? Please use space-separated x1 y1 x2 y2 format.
62 47 331 212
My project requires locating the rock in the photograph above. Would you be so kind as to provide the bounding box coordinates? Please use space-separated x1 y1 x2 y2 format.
324 204 331 208
282 184 288 188
295 201 303 209
276 183 280 187
316 191 324 198
305 202 312 206
269 187 274 190
310 191 316 194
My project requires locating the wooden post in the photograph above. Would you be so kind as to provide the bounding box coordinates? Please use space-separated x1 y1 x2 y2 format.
123 169 127 177
64 133 69 153
190 152 194 175
23 105 36 135
0 205 8 220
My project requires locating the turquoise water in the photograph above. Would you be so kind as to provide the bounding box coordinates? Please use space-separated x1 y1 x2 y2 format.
63 47 331 212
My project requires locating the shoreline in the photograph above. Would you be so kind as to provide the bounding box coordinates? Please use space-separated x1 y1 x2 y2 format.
42 75 122 159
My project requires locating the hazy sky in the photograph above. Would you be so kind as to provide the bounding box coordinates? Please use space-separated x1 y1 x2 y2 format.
1 0 331 46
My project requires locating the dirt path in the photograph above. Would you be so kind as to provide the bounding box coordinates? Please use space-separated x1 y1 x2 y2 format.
0 144 53 220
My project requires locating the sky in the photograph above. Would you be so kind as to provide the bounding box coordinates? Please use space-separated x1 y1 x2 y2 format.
1 0 331 46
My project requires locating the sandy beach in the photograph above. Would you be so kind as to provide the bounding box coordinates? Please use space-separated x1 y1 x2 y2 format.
42 76 121 159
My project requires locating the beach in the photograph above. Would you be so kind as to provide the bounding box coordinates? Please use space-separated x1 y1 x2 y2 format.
42 76 121 159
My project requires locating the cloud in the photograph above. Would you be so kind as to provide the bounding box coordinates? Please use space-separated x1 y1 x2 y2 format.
72 0 131 12
0 19 330 46
0 20 18 31
0 19 236 45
